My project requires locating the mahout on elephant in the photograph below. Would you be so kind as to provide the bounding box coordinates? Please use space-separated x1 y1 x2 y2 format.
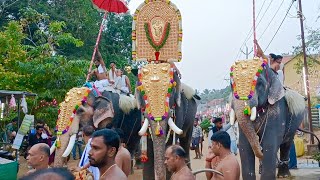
229 58 306 180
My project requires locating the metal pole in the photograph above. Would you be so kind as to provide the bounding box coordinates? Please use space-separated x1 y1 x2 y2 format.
298 0 314 144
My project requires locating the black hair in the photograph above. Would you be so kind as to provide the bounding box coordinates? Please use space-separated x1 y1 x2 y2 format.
114 128 125 143
39 144 50 157
269 53 277 60
170 145 187 159
36 125 43 130
12 117 18 122
213 117 222 123
92 129 120 153
276 55 283 60
210 131 231 149
110 61 116 65
83 125 95 137
19 167 75 180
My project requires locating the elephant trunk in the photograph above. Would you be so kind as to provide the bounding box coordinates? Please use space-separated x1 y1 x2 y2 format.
150 119 168 180
53 116 80 167
234 100 263 159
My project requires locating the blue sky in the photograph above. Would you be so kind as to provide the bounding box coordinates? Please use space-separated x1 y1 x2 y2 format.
128 0 320 91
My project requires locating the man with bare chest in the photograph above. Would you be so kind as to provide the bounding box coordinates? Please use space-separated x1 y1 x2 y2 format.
205 131 240 180
165 145 195 180
114 128 131 177
89 129 127 180
87 48 111 92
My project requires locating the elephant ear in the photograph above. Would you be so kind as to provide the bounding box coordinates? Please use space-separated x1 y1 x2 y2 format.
92 96 114 128
268 75 285 105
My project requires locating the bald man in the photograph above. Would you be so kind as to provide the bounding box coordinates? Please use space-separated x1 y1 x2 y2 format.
20 167 75 180
26 143 50 175
165 145 195 180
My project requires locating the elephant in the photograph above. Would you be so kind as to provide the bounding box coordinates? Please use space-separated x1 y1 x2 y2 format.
135 63 199 180
50 86 142 167
229 59 305 180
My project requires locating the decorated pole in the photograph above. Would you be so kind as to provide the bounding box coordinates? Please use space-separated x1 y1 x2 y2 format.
253 0 257 56
86 12 108 82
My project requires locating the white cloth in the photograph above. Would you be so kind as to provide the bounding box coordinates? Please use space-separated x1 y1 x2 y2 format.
114 75 129 94
97 64 106 74
227 122 238 141
93 79 110 92
79 138 99 180
108 69 117 81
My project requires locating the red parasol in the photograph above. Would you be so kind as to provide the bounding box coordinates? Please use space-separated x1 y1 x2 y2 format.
86 0 129 81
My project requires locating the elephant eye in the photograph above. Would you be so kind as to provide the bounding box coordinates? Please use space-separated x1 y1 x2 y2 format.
142 68 149 75
76 107 85 114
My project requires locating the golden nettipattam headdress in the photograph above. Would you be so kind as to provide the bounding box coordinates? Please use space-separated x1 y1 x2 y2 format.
132 0 182 62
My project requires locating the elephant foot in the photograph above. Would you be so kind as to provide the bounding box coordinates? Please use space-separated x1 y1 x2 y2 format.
277 161 291 178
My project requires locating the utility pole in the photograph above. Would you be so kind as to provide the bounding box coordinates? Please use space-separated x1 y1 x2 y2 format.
298 0 314 144
240 45 253 59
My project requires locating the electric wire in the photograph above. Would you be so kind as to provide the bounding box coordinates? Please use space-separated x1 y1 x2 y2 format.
258 0 286 40
264 0 295 52
235 0 273 60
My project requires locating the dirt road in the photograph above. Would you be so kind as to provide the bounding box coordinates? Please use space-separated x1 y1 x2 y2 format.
17 136 320 179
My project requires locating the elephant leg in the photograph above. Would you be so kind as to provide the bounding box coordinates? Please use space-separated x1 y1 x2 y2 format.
277 141 292 178
143 136 155 180
260 132 282 180
238 128 256 180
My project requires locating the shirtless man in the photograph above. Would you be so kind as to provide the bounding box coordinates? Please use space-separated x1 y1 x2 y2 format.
205 131 240 180
26 143 50 175
87 48 110 91
89 129 127 180
165 145 195 180
114 128 131 177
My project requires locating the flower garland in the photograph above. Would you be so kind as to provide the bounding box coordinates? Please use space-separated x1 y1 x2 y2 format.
137 64 176 136
55 89 91 148
144 22 170 52
230 59 268 101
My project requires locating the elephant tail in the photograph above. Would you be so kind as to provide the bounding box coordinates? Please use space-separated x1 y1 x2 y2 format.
298 128 320 151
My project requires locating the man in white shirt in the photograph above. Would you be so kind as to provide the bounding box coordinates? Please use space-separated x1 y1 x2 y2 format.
78 125 99 180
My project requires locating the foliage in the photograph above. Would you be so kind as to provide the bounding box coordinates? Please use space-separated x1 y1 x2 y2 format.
200 118 211 133
0 8 88 127
0 2 135 127
312 152 320 162
199 86 231 104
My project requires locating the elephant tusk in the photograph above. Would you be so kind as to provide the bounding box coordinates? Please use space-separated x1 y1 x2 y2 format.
62 134 77 157
250 107 257 121
138 118 149 136
50 141 56 155
229 108 236 125
168 118 183 135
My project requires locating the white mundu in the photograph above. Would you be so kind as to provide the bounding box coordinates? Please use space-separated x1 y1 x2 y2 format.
115 75 129 94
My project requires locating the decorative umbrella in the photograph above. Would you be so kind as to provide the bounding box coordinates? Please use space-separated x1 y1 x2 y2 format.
86 0 129 81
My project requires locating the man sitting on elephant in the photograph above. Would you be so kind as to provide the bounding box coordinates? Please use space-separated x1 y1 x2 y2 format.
87 48 112 92
205 131 240 180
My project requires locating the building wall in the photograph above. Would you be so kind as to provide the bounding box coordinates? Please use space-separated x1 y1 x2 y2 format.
284 55 320 98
